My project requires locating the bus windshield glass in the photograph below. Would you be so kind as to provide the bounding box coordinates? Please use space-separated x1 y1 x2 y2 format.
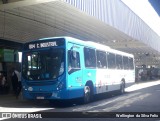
22 48 64 80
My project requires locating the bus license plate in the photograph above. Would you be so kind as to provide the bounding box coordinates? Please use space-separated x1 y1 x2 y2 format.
36 96 44 99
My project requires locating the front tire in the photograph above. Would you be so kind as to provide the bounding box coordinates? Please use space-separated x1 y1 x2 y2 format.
120 81 125 94
83 86 91 104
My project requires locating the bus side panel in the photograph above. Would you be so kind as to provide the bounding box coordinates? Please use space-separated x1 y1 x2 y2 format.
66 42 84 99
125 70 135 88
96 69 122 94
83 68 96 94
95 69 135 94
96 69 109 94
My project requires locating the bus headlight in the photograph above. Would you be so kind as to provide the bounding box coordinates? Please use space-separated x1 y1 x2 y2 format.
28 87 33 91
57 81 64 90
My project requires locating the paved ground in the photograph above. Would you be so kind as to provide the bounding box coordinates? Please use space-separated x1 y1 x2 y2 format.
0 80 160 121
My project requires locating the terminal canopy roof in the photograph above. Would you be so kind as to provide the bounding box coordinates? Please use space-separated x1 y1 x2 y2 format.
0 0 160 66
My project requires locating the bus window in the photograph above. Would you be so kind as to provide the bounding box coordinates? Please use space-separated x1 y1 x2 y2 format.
68 50 80 72
108 53 116 69
129 57 134 69
96 50 107 68
84 48 96 68
68 50 81 74
116 54 123 69
123 56 129 70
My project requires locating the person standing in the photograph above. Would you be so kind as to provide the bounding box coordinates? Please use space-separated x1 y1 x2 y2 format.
0 72 6 94
11 68 21 98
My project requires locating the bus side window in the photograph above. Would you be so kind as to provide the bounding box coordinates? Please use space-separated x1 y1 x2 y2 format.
129 57 134 70
116 54 123 69
68 50 80 71
84 48 96 68
108 53 116 69
123 56 129 70
96 50 107 68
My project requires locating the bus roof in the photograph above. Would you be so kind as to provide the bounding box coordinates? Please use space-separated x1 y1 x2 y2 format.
33 36 134 57
65 37 134 58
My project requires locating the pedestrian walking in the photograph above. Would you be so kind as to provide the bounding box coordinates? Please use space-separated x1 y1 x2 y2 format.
11 68 21 99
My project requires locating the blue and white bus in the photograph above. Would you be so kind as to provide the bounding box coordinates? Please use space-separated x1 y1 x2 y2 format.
22 37 135 103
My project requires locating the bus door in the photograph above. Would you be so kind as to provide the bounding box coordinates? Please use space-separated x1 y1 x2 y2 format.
67 42 83 98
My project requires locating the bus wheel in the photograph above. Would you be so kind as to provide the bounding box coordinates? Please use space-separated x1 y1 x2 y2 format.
120 81 125 94
83 86 91 104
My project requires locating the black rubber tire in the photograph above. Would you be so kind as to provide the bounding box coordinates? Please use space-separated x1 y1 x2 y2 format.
120 81 125 94
83 86 91 104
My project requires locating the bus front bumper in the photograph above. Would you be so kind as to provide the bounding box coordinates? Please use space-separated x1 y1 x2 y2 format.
22 89 70 100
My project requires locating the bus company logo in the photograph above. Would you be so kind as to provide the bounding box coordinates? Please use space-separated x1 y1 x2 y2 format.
1 113 42 119
2 113 11 118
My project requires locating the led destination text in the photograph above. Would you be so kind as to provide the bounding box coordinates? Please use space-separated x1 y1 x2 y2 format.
29 42 57 49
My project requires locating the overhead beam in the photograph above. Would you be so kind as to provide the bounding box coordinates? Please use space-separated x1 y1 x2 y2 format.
106 41 147 48
2 0 8 4
0 38 22 50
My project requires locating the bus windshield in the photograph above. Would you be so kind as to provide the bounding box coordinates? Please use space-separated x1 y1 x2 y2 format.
22 48 64 81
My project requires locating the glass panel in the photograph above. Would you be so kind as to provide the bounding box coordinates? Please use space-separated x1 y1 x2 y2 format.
96 51 107 68
129 57 134 69
116 54 123 69
22 49 64 80
108 53 116 69
68 50 80 70
84 48 96 68
123 56 129 70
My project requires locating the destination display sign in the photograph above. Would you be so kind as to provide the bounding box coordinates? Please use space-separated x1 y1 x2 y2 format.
29 41 57 49
23 38 65 50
